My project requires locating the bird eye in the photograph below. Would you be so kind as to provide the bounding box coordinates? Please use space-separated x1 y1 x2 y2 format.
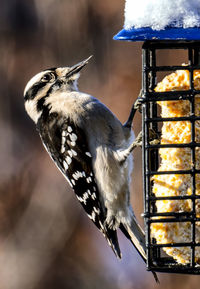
41 72 55 82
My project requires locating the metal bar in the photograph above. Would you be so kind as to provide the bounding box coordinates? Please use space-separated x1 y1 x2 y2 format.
148 195 200 201
143 45 152 269
145 116 200 122
146 65 195 72
146 170 200 176
146 143 200 148
149 48 157 90
188 51 196 266
191 44 200 267
148 49 159 268
144 95 198 102
142 41 200 50
149 268 200 274
144 90 200 96
151 242 200 248
147 218 200 223
142 91 200 102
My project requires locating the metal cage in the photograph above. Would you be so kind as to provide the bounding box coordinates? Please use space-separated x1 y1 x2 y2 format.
142 40 200 274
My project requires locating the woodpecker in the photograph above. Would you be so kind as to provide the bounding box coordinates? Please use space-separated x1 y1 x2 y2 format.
24 56 158 282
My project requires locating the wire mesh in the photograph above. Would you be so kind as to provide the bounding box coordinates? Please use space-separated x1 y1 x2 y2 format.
142 40 200 273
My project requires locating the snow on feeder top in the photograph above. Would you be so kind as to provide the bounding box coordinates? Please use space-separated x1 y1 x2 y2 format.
114 0 200 41
114 0 200 276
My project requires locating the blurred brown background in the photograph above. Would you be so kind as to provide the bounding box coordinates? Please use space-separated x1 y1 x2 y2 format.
0 0 198 288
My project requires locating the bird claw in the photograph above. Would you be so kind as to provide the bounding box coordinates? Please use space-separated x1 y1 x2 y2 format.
149 128 160 145
132 128 160 149
134 90 144 113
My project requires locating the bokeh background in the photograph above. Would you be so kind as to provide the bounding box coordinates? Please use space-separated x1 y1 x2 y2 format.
0 0 199 288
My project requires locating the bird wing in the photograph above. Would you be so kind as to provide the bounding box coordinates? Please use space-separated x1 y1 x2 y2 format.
38 116 121 258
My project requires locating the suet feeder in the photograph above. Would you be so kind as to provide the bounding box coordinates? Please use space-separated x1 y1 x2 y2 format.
114 1 200 274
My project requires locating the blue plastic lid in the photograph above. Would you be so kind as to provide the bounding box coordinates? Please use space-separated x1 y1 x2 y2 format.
114 27 200 41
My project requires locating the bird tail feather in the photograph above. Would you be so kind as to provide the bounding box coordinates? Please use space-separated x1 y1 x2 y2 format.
120 215 146 261
120 216 159 283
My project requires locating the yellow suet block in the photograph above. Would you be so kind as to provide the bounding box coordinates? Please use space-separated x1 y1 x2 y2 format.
152 69 200 264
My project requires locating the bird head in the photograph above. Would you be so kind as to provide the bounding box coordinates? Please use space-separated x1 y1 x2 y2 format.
24 56 92 123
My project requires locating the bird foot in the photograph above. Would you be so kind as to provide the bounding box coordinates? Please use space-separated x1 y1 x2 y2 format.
134 96 143 113
132 128 160 148
149 128 160 145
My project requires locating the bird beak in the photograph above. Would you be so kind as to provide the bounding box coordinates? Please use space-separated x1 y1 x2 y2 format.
66 55 93 78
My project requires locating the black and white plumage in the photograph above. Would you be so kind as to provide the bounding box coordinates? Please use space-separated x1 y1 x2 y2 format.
37 114 121 257
23 57 158 281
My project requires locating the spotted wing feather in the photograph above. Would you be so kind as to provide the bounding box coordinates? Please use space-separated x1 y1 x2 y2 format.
37 115 121 258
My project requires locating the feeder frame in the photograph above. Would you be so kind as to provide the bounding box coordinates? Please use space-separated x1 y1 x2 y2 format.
142 40 200 274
